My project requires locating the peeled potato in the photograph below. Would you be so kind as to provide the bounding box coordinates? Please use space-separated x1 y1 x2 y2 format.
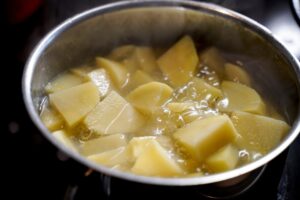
50 82 100 127
133 47 158 73
205 144 239 173
107 45 136 61
224 63 251 86
167 101 216 124
157 35 199 87
127 82 173 114
40 106 64 131
128 70 154 89
128 137 157 159
45 72 84 93
199 47 225 78
84 91 145 135
87 68 112 97
182 78 223 102
220 81 266 115
167 102 195 113
131 140 183 176
128 136 174 159
96 57 129 89
70 66 93 78
82 134 127 156
167 102 200 124
87 147 131 167
231 111 290 153
173 115 238 162
52 130 77 152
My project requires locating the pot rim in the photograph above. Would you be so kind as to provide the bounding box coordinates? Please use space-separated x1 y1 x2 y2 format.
22 0 300 186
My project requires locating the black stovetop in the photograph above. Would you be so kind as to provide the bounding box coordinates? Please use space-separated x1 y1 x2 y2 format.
3 0 300 199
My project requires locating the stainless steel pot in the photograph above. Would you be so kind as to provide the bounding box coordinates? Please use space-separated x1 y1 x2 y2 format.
23 0 300 188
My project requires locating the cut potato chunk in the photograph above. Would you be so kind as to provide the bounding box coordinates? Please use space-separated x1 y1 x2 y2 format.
157 35 199 86
45 73 83 93
173 115 238 162
121 55 139 73
122 47 158 74
50 82 100 127
128 136 174 160
88 147 131 167
84 91 145 135
199 47 225 78
128 136 157 159
127 82 173 114
167 102 200 124
231 111 290 153
82 134 127 156
131 140 183 176
167 102 195 113
128 70 154 89
87 69 112 97
133 47 158 73
96 57 129 89
220 81 266 115
52 130 77 152
183 78 223 102
167 101 217 124
224 63 251 86
70 66 93 78
205 144 239 173
108 45 136 61
40 106 64 131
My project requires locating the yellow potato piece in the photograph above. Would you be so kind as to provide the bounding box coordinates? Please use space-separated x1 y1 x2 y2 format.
183 78 223 102
131 140 183 177
167 102 195 113
40 106 64 131
127 82 173 114
205 144 239 173
82 134 127 156
45 72 84 93
128 136 174 160
231 111 290 154
224 63 251 86
173 115 238 162
87 68 112 97
167 101 216 124
87 147 131 167
107 45 136 61
220 81 266 115
128 136 158 160
167 102 199 125
121 55 139 73
199 47 225 78
128 70 154 89
84 91 145 135
133 47 158 73
50 82 100 127
52 130 77 152
157 35 199 87
70 66 93 78
96 57 129 89
121 46 158 74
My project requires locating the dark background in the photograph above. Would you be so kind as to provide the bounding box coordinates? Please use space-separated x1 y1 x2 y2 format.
3 0 300 199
